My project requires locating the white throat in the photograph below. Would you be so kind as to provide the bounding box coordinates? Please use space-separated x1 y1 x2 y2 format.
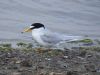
32 28 44 36
32 28 46 46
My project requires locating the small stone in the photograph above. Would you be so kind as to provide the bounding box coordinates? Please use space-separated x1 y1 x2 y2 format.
67 71 72 75
49 72 55 75
21 70 33 75
16 61 21 64
96 68 100 72
87 55 92 57
45 58 51 61
38 66 44 69
11 72 21 75
49 72 63 75
21 59 32 67
57 61 68 68
85 64 96 72
63 56 68 59
67 71 79 75
77 56 84 60
0 72 6 75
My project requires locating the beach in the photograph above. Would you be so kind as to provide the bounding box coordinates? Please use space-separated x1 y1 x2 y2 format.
0 0 100 75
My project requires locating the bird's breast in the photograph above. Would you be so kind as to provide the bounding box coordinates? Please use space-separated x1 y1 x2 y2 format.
32 32 47 46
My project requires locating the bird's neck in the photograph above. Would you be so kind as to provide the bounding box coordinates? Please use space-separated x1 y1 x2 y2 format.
32 28 46 46
32 28 44 36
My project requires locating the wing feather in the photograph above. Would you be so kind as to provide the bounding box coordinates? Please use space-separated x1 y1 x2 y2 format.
41 29 83 44
41 30 62 44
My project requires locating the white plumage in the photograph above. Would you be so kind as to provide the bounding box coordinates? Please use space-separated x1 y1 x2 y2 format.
23 23 83 48
31 27 83 47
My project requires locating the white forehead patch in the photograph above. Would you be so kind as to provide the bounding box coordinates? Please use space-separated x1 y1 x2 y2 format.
30 26 34 28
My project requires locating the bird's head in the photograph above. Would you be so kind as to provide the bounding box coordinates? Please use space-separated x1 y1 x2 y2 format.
22 23 45 33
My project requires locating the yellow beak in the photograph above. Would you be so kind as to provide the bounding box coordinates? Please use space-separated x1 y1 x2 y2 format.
22 28 32 33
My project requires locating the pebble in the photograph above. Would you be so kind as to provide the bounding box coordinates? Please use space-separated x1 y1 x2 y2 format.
45 58 51 61
63 56 68 59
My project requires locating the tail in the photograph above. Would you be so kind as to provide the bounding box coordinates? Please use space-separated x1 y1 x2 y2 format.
63 35 84 42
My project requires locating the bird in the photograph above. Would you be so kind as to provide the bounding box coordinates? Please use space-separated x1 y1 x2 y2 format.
22 23 83 48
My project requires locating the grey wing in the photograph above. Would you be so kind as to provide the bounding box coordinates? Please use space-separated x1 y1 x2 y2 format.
41 29 83 45
41 33 62 44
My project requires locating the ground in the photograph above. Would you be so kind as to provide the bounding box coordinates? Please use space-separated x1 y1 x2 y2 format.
0 43 100 75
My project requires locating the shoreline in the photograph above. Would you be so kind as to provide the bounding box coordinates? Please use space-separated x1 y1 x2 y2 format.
0 38 100 48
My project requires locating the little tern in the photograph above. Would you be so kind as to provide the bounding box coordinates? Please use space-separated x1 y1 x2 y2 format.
22 23 83 48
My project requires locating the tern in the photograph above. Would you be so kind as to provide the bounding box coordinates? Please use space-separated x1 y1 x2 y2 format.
22 23 83 48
